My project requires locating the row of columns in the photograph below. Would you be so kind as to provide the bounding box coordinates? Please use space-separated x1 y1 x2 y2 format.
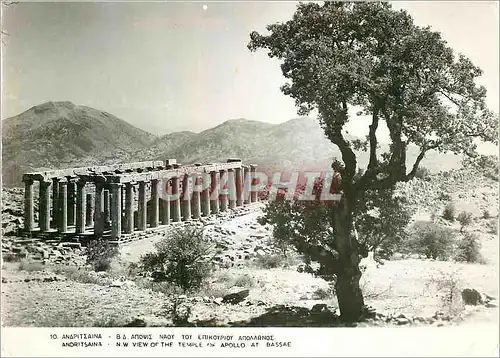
23 165 258 240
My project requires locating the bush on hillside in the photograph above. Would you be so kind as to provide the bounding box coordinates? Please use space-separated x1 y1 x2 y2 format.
85 238 119 272
486 219 498 235
442 202 456 221
405 221 455 260
455 232 484 264
482 210 491 219
139 227 214 292
457 211 473 232
414 166 431 180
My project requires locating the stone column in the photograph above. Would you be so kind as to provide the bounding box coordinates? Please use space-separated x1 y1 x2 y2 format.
76 181 86 234
124 183 134 234
110 183 122 240
58 180 68 233
181 174 192 221
150 179 160 227
228 169 236 209
219 169 228 211
121 185 125 218
39 180 51 232
191 175 201 220
210 171 219 214
201 173 211 216
51 178 60 228
23 178 34 231
250 165 257 203
103 189 111 227
94 182 104 236
86 192 94 227
160 180 170 225
235 167 243 206
138 181 147 231
67 181 76 226
243 166 250 204
171 176 181 222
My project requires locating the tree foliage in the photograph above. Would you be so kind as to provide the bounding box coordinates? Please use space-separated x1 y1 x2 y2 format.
248 1 498 321
259 177 413 276
249 2 498 193
355 187 414 258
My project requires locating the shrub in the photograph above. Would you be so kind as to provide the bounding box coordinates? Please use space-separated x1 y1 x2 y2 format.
233 274 255 288
255 254 284 269
406 221 455 260
442 202 456 221
429 271 464 317
414 166 431 180
457 211 473 232
438 192 452 202
2 253 21 263
165 297 192 326
482 210 491 219
455 232 484 263
139 226 214 292
85 238 119 272
486 219 498 235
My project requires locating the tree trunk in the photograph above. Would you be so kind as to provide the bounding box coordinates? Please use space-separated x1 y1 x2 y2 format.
335 264 364 322
332 192 365 322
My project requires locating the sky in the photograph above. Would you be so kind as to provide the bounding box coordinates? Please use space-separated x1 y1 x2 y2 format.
1 1 499 141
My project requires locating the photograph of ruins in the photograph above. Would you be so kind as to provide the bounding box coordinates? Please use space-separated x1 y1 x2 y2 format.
1 1 499 332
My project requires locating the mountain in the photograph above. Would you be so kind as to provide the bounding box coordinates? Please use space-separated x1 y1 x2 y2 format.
1 102 464 188
162 118 276 164
156 117 462 173
2 101 154 185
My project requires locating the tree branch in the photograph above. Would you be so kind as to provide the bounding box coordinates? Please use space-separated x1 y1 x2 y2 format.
403 141 441 180
354 108 382 190
290 235 342 274
367 108 379 171
330 101 357 185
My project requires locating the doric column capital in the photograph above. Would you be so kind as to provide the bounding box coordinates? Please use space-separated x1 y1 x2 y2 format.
22 175 34 185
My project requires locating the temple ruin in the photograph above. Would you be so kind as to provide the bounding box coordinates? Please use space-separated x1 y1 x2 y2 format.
22 159 257 242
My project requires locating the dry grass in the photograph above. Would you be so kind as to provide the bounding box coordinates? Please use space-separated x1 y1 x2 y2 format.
426 269 465 317
52 265 105 285
17 261 45 272
233 273 256 288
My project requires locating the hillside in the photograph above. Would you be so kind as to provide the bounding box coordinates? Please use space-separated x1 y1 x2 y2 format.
2 102 464 187
156 117 463 173
2 101 154 186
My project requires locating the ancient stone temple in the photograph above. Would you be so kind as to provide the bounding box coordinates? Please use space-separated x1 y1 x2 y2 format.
22 159 257 242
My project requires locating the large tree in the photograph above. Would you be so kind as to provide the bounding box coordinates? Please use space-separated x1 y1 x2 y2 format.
248 1 498 322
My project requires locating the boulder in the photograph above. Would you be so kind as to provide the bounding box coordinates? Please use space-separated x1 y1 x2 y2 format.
311 303 328 313
461 288 483 305
123 318 147 327
222 289 249 305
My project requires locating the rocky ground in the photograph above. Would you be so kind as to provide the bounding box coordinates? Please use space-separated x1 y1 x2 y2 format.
1 168 499 328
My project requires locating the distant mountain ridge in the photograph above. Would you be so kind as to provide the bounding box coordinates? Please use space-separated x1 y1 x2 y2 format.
2 101 154 185
2 101 464 187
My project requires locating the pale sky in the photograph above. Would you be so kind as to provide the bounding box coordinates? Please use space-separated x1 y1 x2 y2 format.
1 1 499 138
